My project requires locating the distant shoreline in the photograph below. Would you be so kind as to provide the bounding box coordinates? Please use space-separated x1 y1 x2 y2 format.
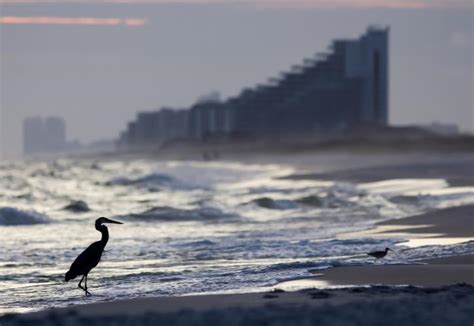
17 133 474 164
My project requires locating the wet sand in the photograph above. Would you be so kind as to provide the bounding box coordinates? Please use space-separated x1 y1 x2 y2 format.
377 205 474 238
300 255 474 288
3 283 473 326
3 284 473 325
340 204 474 247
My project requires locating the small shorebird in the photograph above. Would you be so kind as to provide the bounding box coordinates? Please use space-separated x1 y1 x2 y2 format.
367 247 391 259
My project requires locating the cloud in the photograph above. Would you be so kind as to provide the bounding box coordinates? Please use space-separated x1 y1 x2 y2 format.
0 16 146 26
0 0 471 9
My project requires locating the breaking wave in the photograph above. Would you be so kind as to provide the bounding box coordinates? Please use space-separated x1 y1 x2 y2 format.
63 200 90 213
105 173 185 190
120 206 238 222
249 197 299 210
249 193 356 210
0 207 50 226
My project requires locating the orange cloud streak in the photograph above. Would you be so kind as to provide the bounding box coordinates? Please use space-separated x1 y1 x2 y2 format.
0 16 146 26
0 0 471 8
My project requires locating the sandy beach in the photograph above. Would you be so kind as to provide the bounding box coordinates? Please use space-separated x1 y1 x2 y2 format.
3 284 472 325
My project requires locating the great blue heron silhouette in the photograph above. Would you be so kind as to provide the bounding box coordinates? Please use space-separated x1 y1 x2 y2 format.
65 217 123 295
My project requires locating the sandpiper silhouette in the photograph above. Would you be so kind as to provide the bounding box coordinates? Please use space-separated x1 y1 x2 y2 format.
367 247 391 259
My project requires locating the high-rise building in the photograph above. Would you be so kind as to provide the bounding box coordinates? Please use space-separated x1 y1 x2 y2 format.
118 109 188 148
23 116 66 155
118 27 389 148
44 116 66 152
23 116 44 154
342 26 389 125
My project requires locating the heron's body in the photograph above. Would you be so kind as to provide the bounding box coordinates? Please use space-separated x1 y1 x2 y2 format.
65 240 106 281
65 217 122 295
367 247 391 259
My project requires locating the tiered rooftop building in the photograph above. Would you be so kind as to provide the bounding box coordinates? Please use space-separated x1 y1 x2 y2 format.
118 27 389 148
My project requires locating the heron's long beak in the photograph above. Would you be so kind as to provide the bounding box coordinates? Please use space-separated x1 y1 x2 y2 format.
103 218 123 224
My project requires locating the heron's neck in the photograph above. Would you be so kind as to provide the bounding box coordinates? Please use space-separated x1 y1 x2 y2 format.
96 225 109 245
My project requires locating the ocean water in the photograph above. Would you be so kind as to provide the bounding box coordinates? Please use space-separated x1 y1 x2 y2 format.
0 158 473 314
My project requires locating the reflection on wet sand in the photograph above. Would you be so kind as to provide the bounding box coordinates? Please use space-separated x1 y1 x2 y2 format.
401 237 474 248
275 277 334 292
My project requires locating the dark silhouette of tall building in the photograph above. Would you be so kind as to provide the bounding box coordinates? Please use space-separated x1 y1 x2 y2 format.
23 116 44 154
23 116 66 155
118 27 389 148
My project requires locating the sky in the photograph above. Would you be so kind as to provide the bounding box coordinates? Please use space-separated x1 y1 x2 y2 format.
0 0 472 159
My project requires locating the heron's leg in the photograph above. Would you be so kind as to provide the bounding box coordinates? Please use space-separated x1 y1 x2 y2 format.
84 274 91 296
78 275 87 294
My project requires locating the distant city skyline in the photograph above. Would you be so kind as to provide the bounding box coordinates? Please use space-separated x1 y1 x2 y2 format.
1 2 472 159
